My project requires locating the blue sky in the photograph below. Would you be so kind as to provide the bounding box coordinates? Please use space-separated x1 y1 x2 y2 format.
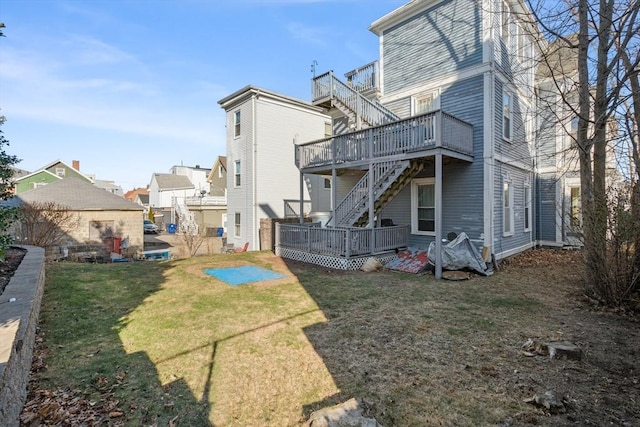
0 0 404 190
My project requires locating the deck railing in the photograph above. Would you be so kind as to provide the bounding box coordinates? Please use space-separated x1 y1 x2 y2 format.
277 223 409 258
185 196 227 206
296 110 473 170
344 61 379 93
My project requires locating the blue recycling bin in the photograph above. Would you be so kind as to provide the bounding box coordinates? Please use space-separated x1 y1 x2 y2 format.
216 227 224 237
167 223 177 234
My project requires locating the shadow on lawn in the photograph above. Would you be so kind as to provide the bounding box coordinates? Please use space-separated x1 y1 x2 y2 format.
29 260 213 426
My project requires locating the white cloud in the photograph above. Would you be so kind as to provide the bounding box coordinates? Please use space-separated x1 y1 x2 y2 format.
286 22 328 46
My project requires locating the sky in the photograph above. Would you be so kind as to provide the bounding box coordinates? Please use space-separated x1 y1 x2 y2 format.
0 0 405 190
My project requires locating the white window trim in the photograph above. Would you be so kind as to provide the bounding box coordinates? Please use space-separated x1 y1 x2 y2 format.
411 177 436 236
411 89 440 116
524 182 531 232
234 160 241 188
233 110 241 138
55 167 65 177
503 90 513 142
503 177 514 237
234 212 241 238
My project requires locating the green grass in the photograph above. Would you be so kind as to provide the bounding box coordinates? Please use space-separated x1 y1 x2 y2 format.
32 250 582 426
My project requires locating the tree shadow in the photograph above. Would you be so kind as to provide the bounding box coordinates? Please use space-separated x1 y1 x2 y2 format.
27 260 213 426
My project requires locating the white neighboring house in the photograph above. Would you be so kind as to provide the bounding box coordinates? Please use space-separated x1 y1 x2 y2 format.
148 173 195 209
170 165 211 196
218 85 332 251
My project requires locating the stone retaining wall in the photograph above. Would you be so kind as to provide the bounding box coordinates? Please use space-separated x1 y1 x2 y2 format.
0 246 45 427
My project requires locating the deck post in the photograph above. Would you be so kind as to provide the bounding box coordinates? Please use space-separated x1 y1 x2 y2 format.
345 228 351 258
435 153 443 279
299 171 304 224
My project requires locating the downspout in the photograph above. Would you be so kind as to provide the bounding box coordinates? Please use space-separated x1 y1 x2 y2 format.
253 90 259 250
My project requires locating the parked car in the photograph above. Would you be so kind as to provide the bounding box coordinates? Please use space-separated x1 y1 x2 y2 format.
144 219 159 234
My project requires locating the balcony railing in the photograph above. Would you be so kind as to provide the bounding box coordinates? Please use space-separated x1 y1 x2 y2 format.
184 196 227 206
344 61 379 93
277 223 409 258
296 110 473 170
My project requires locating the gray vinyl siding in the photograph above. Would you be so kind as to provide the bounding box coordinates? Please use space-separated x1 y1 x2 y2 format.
536 83 559 170
535 173 559 242
377 75 485 250
493 161 533 256
382 0 482 94
384 97 411 119
495 79 531 163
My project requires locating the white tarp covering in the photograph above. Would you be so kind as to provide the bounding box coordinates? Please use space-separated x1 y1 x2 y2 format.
427 232 493 276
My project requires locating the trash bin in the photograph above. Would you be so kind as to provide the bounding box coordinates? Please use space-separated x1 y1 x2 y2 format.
216 227 224 237
167 223 177 234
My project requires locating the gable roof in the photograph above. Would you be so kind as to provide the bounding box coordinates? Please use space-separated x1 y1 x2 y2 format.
16 177 143 211
153 173 194 190
36 159 94 182
14 169 61 183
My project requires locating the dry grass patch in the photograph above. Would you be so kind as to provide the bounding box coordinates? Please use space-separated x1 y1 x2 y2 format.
24 249 640 426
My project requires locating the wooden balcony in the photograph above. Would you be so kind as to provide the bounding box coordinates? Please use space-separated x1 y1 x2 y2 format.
296 110 474 174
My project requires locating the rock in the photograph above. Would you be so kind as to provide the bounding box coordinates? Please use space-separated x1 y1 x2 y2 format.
525 390 566 414
521 339 548 356
546 341 582 360
361 258 383 272
521 339 582 360
304 398 384 427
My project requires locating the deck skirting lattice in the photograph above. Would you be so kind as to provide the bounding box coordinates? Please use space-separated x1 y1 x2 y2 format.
276 246 397 270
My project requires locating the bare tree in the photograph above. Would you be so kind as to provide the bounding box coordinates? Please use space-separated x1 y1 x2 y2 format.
17 201 80 251
525 0 640 304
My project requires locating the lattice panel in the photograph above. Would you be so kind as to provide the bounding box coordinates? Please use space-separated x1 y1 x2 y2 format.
277 247 397 271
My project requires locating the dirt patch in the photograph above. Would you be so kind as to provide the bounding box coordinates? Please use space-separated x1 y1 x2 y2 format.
0 247 27 295
290 248 640 426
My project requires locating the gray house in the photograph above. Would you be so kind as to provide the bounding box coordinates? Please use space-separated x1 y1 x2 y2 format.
276 0 578 275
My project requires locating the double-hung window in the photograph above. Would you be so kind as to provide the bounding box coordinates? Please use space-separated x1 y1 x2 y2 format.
503 91 512 141
411 178 435 235
234 160 241 187
524 183 531 232
503 178 514 236
234 213 241 237
234 110 241 137
413 90 440 142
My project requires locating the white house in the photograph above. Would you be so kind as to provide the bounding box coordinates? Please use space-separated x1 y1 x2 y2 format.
218 86 332 251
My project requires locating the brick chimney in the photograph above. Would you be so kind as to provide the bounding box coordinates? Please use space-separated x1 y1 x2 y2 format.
72 160 80 171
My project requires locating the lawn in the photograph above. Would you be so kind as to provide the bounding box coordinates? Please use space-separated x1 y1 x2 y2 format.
22 250 640 426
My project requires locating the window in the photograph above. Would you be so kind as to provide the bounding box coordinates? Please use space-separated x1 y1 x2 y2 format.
570 187 581 227
324 122 332 138
323 178 331 189
413 90 440 115
234 110 241 137
524 183 531 231
218 165 223 178
33 182 47 189
411 178 435 235
55 167 65 177
234 160 241 187
503 179 514 236
234 212 241 237
503 92 512 140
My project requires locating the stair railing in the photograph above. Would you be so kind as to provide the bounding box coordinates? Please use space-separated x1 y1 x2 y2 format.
312 71 399 127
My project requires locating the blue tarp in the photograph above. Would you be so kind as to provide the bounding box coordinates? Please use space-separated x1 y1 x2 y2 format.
203 265 286 286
